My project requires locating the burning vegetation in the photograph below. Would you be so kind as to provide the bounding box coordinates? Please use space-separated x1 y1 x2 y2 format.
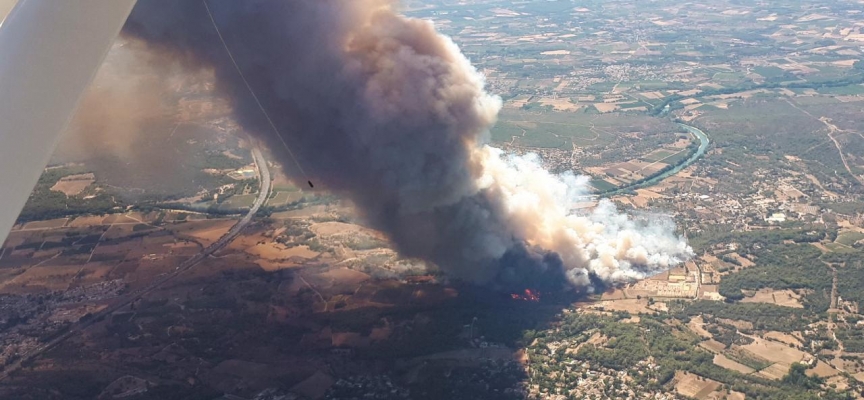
511 289 540 302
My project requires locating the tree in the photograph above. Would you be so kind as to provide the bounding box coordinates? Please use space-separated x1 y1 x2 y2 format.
782 363 823 389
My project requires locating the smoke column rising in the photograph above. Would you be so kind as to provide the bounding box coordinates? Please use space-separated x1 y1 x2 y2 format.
124 0 692 291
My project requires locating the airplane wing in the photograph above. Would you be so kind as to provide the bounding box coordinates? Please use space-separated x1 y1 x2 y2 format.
0 0 137 244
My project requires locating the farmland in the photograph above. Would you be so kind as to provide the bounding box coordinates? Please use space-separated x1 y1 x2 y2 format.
3 0 864 399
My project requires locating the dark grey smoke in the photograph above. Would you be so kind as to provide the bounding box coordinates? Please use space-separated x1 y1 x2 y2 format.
123 0 692 291
123 0 543 289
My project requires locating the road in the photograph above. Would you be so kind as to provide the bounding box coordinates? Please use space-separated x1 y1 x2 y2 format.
784 98 864 186
0 145 271 381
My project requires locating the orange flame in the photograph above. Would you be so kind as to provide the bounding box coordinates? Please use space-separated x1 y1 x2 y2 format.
510 289 540 302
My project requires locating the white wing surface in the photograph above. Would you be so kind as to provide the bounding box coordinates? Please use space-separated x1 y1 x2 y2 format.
0 0 136 244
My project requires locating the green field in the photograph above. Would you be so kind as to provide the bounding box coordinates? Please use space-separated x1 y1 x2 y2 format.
816 84 864 96
712 72 747 83
824 242 858 254
266 192 304 207
753 66 787 79
491 110 617 149
635 80 668 90
836 232 864 247
218 194 258 210
642 149 677 162
588 81 618 91
590 178 617 192
660 149 692 165
515 131 568 148
617 102 648 110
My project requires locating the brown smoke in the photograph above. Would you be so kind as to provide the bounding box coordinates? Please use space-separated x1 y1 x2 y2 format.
54 37 234 198
56 39 168 162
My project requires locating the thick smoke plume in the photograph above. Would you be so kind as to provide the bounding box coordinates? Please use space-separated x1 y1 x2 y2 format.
124 0 692 291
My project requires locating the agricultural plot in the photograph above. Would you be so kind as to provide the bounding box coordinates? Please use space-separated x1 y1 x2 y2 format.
673 371 721 399
218 194 258 210
267 192 304 208
740 289 804 308
836 231 864 247
713 353 755 374
50 173 95 196
642 149 678 162
491 110 609 149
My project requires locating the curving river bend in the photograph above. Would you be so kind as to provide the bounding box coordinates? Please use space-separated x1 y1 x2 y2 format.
599 123 710 197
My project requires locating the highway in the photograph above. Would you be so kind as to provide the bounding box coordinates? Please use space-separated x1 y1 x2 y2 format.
0 145 271 381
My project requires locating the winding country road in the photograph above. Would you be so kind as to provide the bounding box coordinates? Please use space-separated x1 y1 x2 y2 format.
0 145 271 381
784 98 864 186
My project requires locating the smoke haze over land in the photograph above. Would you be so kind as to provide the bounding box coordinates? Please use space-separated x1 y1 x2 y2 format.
122 0 693 291
58 40 169 164
53 39 239 198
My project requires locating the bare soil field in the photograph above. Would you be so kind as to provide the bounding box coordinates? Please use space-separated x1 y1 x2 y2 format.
758 363 791 380
717 318 753 331
640 91 665 100
687 316 713 339
700 340 727 353
22 218 68 230
72 264 116 286
167 220 236 247
826 375 851 391
272 206 328 220
1 231 30 248
742 337 807 365
267 192 303 207
102 214 143 224
680 98 701 105
538 97 581 111
320 268 371 286
245 243 320 261
50 173 95 196
713 353 755 374
593 103 619 113
0 265 84 293
727 253 755 267
764 331 803 347
88 239 128 260
593 299 652 314
741 288 803 308
102 224 140 241
505 95 533 109
281 246 321 259
674 371 721 399
249 257 299 272
159 241 201 257
68 215 106 228
808 360 841 378
124 256 189 285
104 238 146 260
630 188 666 208
32 248 62 259
600 288 627 300
310 222 365 237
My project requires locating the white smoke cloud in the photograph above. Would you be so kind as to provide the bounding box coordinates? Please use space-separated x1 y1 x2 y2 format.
479 147 693 287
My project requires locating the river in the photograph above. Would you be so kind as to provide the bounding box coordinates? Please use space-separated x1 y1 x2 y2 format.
599 123 710 196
